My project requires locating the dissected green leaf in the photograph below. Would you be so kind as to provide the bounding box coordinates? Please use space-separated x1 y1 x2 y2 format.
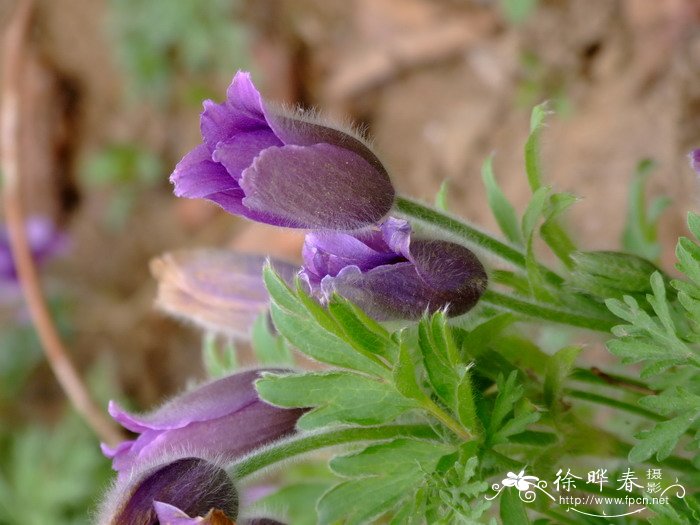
500 487 531 524
256 371 418 429
543 345 580 411
318 438 453 525
629 412 698 462
482 155 523 245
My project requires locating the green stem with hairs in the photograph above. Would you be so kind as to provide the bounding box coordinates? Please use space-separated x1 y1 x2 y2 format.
482 289 616 332
230 424 438 479
394 196 563 285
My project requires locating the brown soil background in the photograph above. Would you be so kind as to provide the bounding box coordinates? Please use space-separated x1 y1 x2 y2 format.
1 0 700 415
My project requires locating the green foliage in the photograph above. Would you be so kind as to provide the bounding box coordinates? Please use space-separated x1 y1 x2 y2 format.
109 0 248 102
250 314 293 365
622 159 671 262
606 213 700 465
499 0 539 25
80 143 163 229
0 414 112 525
202 332 239 378
482 155 523 246
317 438 454 525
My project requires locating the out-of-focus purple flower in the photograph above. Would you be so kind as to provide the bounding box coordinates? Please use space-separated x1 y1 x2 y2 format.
150 250 296 338
154 502 284 525
0 217 67 283
102 457 238 525
102 369 304 479
300 217 488 320
170 71 394 230
689 149 700 174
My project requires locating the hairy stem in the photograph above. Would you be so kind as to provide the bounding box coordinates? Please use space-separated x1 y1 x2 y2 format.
482 290 615 332
230 424 438 479
566 389 661 421
421 397 473 441
394 196 562 285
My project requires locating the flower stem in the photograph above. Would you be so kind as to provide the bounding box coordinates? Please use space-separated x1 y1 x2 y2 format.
565 388 661 421
230 424 438 479
394 196 562 285
481 289 615 332
421 397 473 441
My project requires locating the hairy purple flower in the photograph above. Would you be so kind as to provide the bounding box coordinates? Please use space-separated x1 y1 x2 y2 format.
300 217 487 320
170 71 394 230
150 250 296 338
102 369 304 479
102 457 238 525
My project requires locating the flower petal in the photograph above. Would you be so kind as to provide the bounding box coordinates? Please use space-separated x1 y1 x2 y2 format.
240 144 394 230
212 130 282 180
408 240 488 317
262 105 389 182
113 400 304 476
301 230 400 282
200 72 268 150
108 370 267 432
171 144 239 199
106 458 238 525
151 250 297 338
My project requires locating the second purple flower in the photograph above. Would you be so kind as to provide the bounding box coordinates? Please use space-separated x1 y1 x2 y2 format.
300 218 488 320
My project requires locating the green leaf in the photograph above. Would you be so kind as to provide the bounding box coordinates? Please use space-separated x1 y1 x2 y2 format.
622 159 670 261
253 482 330 525
418 314 460 408
264 265 386 376
522 186 555 301
629 412 699 462
327 293 395 361
539 192 577 267
639 387 700 416
544 345 581 411
250 314 292 365
202 332 238 377
393 338 426 401
456 368 480 435
435 180 450 211
317 438 453 525
256 371 418 430
524 102 550 192
500 487 531 524
481 155 522 245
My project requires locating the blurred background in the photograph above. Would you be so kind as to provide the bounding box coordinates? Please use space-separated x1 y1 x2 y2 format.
0 0 699 522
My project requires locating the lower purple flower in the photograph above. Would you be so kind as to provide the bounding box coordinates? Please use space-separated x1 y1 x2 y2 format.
102 457 238 525
0 216 66 284
102 369 304 479
155 502 284 525
300 217 488 320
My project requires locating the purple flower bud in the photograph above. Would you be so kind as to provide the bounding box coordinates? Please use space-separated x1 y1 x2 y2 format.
0 216 67 282
300 217 488 320
104 457 238 525
150 250 297 338
102 369 304 479
690 149 700 174
170 71 394 230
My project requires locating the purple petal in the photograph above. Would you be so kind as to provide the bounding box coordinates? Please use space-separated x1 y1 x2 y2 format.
200 72 268 150
380 217 412 258
151 250 297 338
213 130 282 180
108 370 267 433
171 144 239 199
408 239 488 316
109 458 238 525
262 105 389 182
111 399 303 476
321 262 434 320
153 502 195 524
301 230 400 282
240 144 394 230
690 149 700 174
